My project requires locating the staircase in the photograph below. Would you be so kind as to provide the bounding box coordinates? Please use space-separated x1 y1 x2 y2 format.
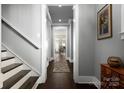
1 46 40 89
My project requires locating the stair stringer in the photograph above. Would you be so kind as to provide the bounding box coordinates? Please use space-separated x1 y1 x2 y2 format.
1 44 40 89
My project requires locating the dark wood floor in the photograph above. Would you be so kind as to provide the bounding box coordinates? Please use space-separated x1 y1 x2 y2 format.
37 54 97 89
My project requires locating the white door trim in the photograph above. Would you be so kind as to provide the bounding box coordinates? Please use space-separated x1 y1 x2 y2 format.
0 4 3 88
38 4 47 83
73 4 79 83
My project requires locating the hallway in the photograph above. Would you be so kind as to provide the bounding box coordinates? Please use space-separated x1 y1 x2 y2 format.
37 54 97 89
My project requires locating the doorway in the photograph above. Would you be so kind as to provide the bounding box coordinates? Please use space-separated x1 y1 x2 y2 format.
40 4 79 88
53 26 67 58
41 4 74 88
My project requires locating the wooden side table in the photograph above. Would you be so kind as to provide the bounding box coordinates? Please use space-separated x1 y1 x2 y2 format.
101 64 124 88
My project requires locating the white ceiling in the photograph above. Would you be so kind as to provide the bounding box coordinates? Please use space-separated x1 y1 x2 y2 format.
48 5 73 24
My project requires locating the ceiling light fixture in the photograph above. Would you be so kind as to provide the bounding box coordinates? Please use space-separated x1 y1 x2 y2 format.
59 19 62 22
58 5 62 7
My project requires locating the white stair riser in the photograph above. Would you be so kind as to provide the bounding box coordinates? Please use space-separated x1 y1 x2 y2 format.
1 52 7 58
11 71 38 89
2 65 23 81
1 58 16 68
22 64 39 76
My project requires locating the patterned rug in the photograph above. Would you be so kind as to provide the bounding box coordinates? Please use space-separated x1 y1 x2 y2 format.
53 61 70 73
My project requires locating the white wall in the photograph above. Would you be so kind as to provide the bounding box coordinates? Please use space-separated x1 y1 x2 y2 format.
2 4 41 74
2 4 41 45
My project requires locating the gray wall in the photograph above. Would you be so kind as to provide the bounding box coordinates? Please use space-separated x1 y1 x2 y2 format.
67 26 70 57
95 4 124 80
2 4 41 73
51 26 54 57
71 20 73 60
78 5 96 76
2 4 41 45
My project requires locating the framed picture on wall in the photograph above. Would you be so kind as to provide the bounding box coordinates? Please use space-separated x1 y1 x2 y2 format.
97 4 112 40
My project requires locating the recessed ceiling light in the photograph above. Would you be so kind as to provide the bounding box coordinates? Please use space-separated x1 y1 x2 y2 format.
58 5 62 7
59 19 62 22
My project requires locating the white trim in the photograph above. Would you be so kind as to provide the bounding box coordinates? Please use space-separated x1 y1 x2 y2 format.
47 4 73 6
50 57 54 62
73 4 79 83
39 4 47 83
67 57 73 63
92 77 101 89
0 4 3 88
120 5 124 40
2 43 40 75
52 23 70 26
46 6 52 24
1 16 40 49
77 76 101 89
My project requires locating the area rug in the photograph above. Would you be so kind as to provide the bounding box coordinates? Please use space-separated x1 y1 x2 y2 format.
53 61 70 73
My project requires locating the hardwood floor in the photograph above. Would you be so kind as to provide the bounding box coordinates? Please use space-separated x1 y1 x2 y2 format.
37 54 97 89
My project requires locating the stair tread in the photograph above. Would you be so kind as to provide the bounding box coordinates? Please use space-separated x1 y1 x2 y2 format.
2 70 31 89
1 49 7 52
1 63 23 74
1 56 15 61
19 76 39 89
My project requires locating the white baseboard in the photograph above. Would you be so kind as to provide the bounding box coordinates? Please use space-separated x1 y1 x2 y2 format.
92 77 101 89
76 76 101 89
36 73 47 84
50 57 54 62
66 57 73 63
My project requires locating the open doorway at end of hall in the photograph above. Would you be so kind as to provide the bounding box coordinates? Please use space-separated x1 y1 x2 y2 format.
53 26 67 59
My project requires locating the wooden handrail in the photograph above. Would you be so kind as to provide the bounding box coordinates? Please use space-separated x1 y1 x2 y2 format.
1 17 40 49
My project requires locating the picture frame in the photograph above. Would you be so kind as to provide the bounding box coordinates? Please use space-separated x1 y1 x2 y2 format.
97 4 112 40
